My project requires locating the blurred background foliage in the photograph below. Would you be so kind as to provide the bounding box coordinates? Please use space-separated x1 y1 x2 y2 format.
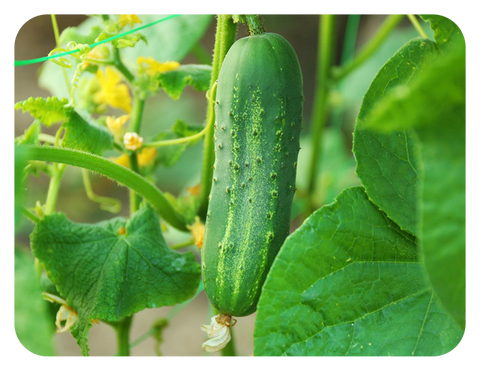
14 14 428 356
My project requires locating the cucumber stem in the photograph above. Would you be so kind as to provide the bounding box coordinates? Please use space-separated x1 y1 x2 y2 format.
244 15 265 35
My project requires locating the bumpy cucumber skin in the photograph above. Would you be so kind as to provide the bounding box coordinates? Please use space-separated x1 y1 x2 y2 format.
202 33 303 317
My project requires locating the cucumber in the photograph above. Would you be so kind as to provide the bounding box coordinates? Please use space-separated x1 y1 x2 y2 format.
202 33 303 317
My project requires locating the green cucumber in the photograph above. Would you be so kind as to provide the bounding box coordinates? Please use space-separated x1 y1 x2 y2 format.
202 32 303 317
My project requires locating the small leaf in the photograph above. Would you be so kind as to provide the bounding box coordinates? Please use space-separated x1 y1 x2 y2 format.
113 33 147 49
15 97 72 127
31 206 201 355
156 64 212 100
16 120 40 145
254 187 463 356
62 110 113 155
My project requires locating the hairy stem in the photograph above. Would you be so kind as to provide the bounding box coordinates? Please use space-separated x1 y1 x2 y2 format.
198 15 237 218
244 15 265 35
44 163 66 215
20 145 188 231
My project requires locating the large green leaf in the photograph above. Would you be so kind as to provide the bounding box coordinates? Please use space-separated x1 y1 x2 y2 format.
62 110 113 155
254 187 462 356
363 32 465 328
31 206 201 355
353 38 437 235
15 249 56 356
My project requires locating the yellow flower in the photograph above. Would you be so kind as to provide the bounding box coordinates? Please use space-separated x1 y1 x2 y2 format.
187 183 201 197
118 14 142 29
111 153 130 168
138 147 157 167
106 115 130 139
94 67 132 113
124 132 143 151
137 56 180 76
188 216 205 249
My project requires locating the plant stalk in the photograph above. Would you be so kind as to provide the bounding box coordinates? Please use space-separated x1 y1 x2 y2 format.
332 14 404 81
114 316 133 356
113 47 135 83
20 145 189 231
244 15 265 35
306 15 336 214
198 15 238 218
128 94 145 214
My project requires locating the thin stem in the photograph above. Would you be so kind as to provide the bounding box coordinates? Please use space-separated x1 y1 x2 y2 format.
407 14 428 38
127 281 204 352
44 164 66 215
21 206 40 224
127 94 145 214
82 169 122 213
170 238 195 250
114 316 133 356
129 153 141 213
144 118 211 148
20 145 188 231
306 15 336 214
128 94 145 134
333 14 404 81
113 47 135 83
51 14 71 93
38 133 57 145
198 15 238 218
331 14 361 130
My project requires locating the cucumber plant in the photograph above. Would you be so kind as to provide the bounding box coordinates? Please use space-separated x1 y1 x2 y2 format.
14 14 465 358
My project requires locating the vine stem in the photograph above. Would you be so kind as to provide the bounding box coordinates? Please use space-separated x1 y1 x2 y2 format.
128 94 145 214
332 15 404 81
305 15 336 214
407 14 428 38
144 119 211 148
51 14 71 93
20 145 189 231
198 15 238 218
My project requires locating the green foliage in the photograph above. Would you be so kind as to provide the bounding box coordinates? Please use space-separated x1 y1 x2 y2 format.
15 120 40 146
254 187 463 356
15 97 72 127
38 15 212 98
420 15 464 49
363 21 466 329
59 25 103 45
353 38 437 235
15 249 55 356
31 206 201 355
61 111 113 155
156 64 212 100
